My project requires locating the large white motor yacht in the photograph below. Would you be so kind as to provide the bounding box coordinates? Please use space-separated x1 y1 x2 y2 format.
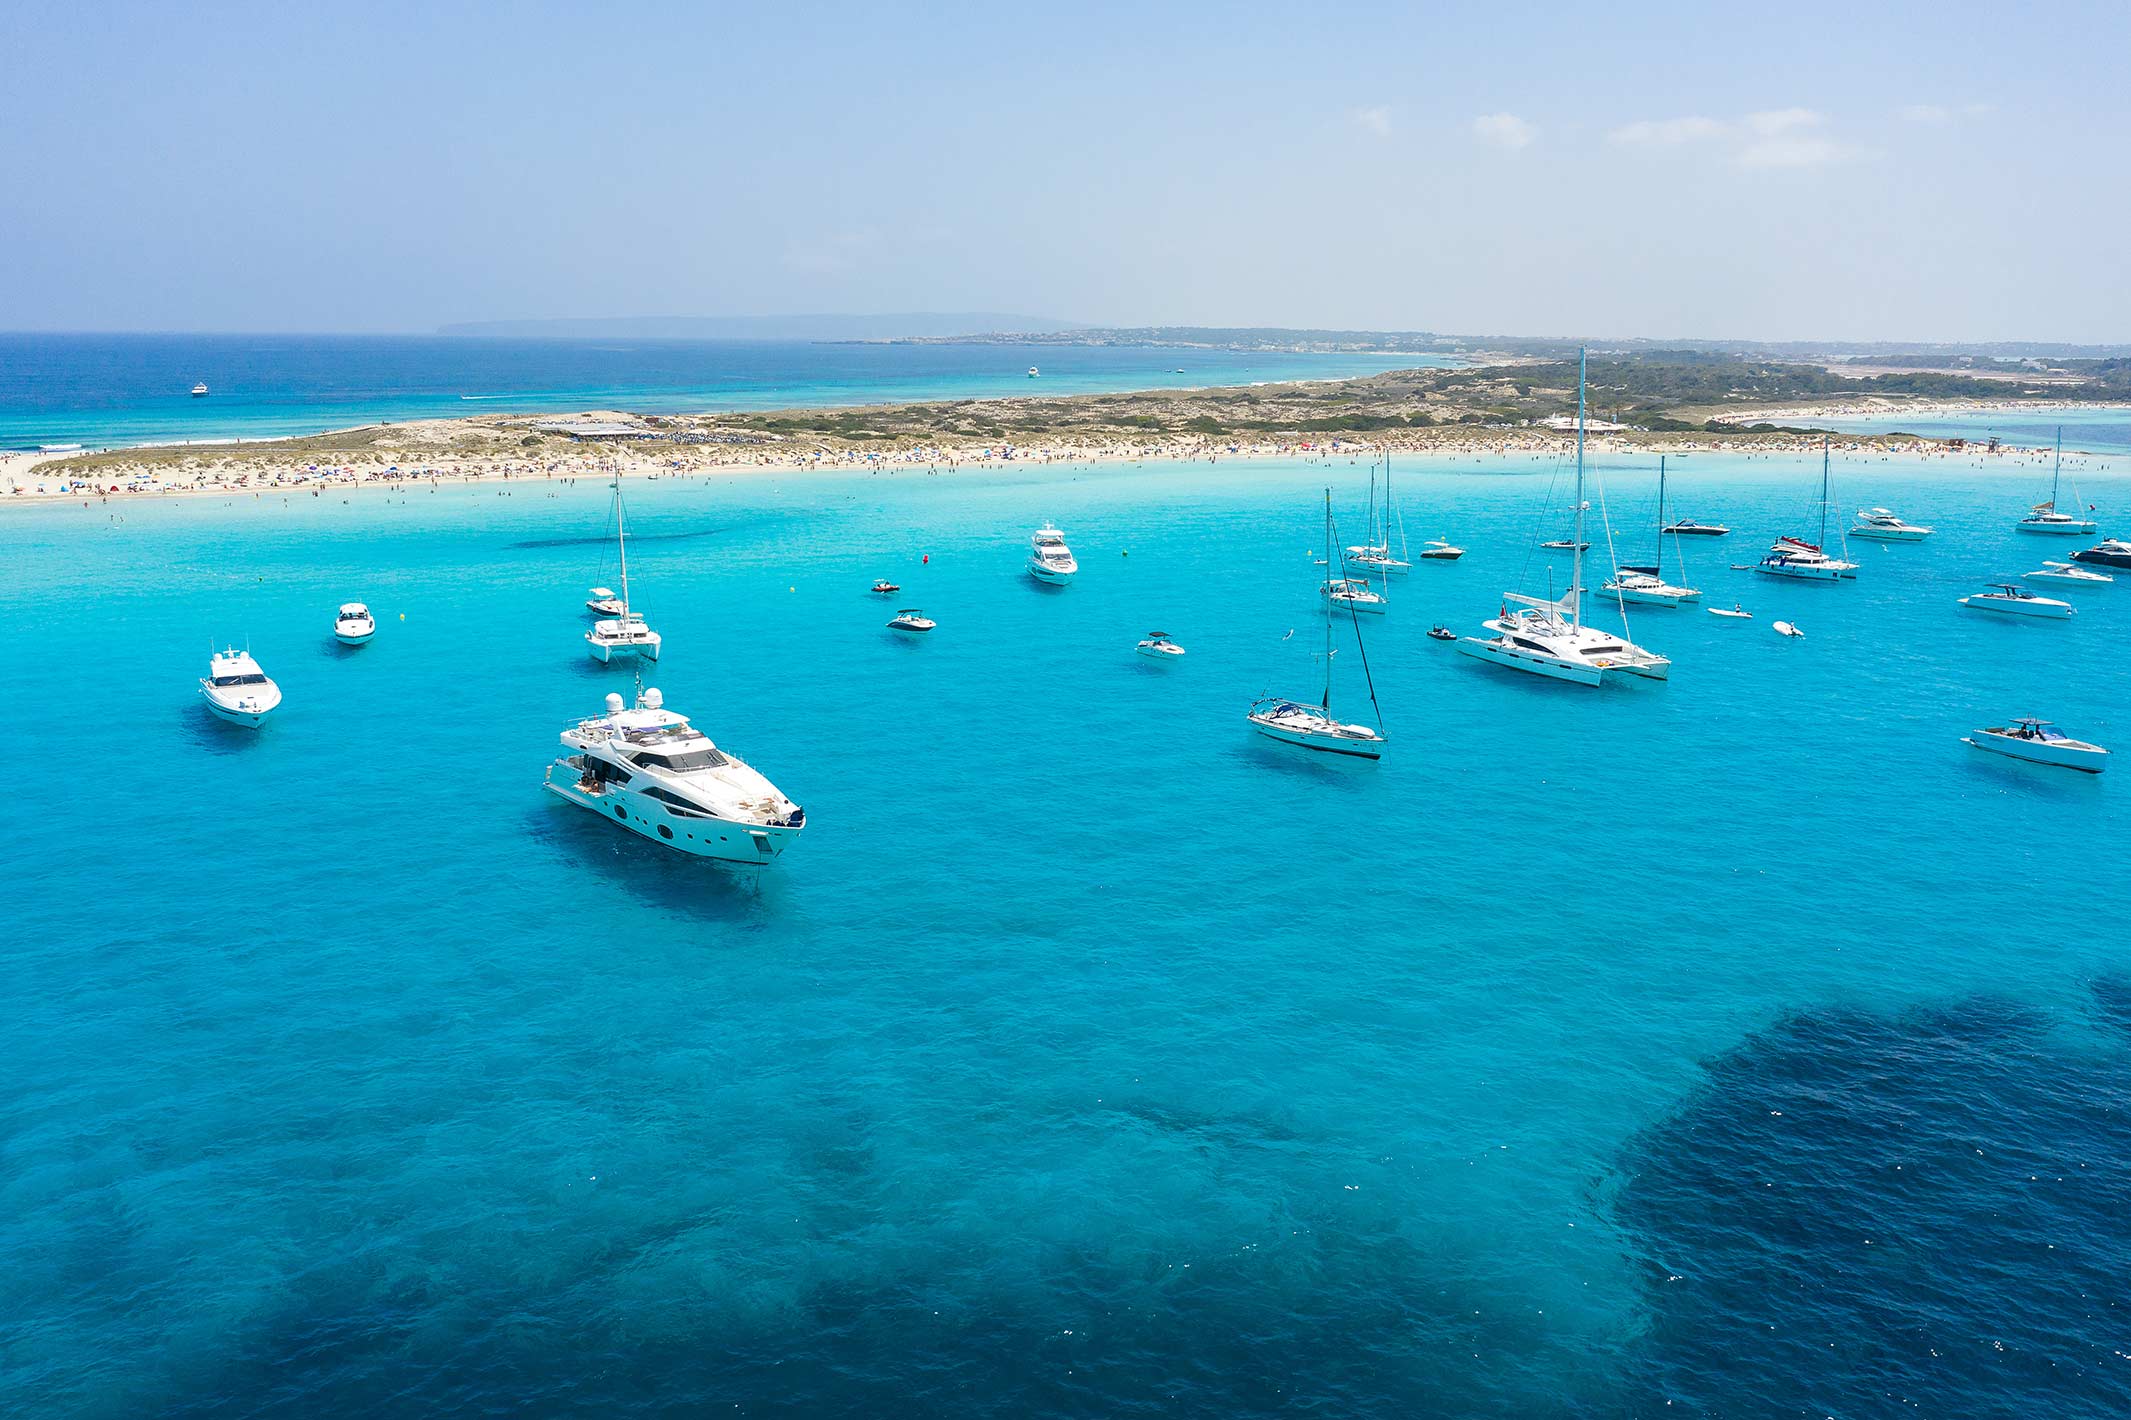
1964 719 2108 773
543 687 805 863
334 603 376 645
1958 584 2074 619
200 647 282 726
1850 508 1933 541
1457 588 1671 684
1028 524 1078 583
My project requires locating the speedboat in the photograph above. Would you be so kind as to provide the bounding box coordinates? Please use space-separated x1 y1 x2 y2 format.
1958 584 2073 619
1427 625 1457 641
1417 538 1465 560
1709 605 1753 619
2025 561 2113 587
1247 697 1385 758
1344 544 1412 576
870 579 901 595
1136 631 1185 658
200 647 282 726
542 686 806 862
1662 519 1728 537
1540 538 1590 551
887 608 935 632
586 613 662 661
1320 577 1387 614
1598 569 1700 607
1457 589 1671 685
1756 537 1858 580
1964 718 2108 773
191 382 209 397
1028 524 1078 583
1850 508 1933 541
586 586 625 616
1028 366 1040 378
2071 539 2131 570
333 602 376 645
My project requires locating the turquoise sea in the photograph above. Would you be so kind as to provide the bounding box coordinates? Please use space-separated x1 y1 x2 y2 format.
0 335 1432 451
1828 405 2131 457
4 448 2129 1417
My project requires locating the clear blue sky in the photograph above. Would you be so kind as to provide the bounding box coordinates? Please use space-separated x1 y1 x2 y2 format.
6 0 2127 341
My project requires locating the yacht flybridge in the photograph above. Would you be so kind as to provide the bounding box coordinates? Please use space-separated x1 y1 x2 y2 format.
1457 349 1670 687
1601 455 1701 606
1250 490 1387 757
585 482 661 663
200 647 282 726
2016 429 2096 535
1850 508 1933 541
1756 439 1858 581
544 686 805 863
1028 524 1078 584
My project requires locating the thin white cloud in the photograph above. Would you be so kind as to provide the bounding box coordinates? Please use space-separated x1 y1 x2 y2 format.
1352 105 1393 139
1608 116 1727 147
1472 112 1537 151
1899 103 1953 124
1608 107 1858 169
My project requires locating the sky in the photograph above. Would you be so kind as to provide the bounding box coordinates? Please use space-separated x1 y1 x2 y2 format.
5 0 2128 343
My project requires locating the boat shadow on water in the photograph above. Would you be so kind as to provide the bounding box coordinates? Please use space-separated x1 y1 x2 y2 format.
1238 732 1383 782
523 803 778 921
177 706 269 754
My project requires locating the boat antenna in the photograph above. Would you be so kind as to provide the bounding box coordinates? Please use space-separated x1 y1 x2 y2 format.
1572 346 1586 630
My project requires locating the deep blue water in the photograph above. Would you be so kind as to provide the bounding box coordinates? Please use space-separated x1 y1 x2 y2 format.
3 448 2128 1417
0 334 1431 450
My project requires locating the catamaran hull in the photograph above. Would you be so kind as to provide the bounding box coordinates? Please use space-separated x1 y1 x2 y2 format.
1755 563 1856 581
587 638 662 663
2015 523 2095 536
543 767 798 863
1453 637 1604 685
1963 736 2108 772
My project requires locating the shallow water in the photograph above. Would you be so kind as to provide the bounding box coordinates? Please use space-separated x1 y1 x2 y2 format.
3 448 2127 1416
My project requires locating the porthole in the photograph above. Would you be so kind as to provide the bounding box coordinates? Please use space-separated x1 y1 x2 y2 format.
657 825 673 840
614 804 627 819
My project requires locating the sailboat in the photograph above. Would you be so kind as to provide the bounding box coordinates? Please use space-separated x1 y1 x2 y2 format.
1251 490 1388 757
1345 455 1412 576
1755 437 1859 581
1455 349 1671 685
584 481 662 662
1601 455 1702 606
2015 428 2096 534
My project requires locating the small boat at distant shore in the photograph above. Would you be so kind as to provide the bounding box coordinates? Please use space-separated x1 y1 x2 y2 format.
191 382 210 398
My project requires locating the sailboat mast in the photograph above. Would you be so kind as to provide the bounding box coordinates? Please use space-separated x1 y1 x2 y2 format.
1572 347 1586 630
615 483 631 619
1818 436 1830 547
2053 426 2063 504
1322 488 1335 709
1656 455 1666 579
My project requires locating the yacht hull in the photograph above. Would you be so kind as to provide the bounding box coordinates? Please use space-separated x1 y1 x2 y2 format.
2015 523 2095 535
1598 584 1700 607
202 692 279 727
543 766 798 862
1964 736 2108 772
334 628 374 645
1454 637 1604 685
2071 547 2131 569
1755 562 1855 581
1959 597 2073 619
1027 562 1075 584
1247 718 1384 758
1321 596 1386 615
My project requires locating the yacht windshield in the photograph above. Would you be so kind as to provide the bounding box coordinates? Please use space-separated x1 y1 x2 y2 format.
639 747 729 772
211 673 268 686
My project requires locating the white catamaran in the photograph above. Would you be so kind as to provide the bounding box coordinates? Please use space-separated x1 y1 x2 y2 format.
2015 428 2096 535
585 481 661 663
1456 349 1671 686
1756 438 1859 581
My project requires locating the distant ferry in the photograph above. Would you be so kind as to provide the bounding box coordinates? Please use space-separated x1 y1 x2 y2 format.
191 382 210 397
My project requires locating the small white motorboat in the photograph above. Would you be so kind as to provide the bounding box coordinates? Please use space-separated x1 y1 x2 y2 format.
1964 718 2108 773
870 579 901 595
1136 631 1185 658
887 608 935 632
333 602 376 645
1959 584 2074 619
585 586 625 617
2025 561 2113 587
1417 538 1465 560
200 647 282 726
191 381 210 398
1028 524 1078 584
1027 366 1040 378
1773 621 1803 638
1708 604 1753 619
